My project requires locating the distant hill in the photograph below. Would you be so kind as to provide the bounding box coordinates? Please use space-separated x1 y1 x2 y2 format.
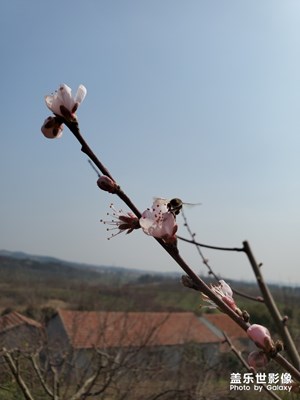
0 250 299 330
0 249 180 285
0 250 187 315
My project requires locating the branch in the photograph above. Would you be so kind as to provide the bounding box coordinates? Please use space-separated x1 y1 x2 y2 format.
177 235 244 252
243 241 300 369
178 214 264 303
178 214 300 369
70 370 100 400
149 389 190 400
2 349 35 400
63 120 141 218
59 117 300 381
29 353 54 398
50 365 59 400
222 333 282 400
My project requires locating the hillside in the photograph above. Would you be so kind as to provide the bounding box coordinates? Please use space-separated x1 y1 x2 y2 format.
0 251 299 333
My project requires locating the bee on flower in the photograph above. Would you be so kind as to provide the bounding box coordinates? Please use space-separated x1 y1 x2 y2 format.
139 198 178 244
101 198 178 244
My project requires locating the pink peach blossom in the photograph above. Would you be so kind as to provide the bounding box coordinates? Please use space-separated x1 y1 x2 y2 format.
201 280 240 313
140 198 177 242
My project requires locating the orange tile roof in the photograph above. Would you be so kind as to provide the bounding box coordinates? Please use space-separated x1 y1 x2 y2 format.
203 313 248 339
58 310 221 349
0 311 42 333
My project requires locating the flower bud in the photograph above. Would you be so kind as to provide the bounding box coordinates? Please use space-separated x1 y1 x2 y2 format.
41 116 64 139
248 351 269 369
247 324 274 351
97 176 118 193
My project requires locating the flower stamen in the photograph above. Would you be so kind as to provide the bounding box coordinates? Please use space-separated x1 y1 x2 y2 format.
100 204 140 239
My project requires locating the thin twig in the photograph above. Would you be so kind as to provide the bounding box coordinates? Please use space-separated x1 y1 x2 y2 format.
177 235 244 252
179 212 264 303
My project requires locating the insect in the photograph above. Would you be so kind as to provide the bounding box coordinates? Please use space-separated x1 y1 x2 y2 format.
155 197 201 216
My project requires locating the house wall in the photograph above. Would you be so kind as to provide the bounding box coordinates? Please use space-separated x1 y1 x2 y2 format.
46 314 70 352
0 325 43 351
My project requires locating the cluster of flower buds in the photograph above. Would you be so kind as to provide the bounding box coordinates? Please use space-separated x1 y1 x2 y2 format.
246 324 287 369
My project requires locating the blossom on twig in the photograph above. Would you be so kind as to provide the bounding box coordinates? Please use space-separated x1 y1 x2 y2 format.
41 116 64 139
100 204 140 239
139 198 177 243
45 84 87 121
201 280 242 315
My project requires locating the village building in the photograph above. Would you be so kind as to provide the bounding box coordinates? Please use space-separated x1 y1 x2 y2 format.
0 311 44 351
45 309 249 376
0 309 251 395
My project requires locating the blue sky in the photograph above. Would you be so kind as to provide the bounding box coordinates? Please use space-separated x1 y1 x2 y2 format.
1 0 300 284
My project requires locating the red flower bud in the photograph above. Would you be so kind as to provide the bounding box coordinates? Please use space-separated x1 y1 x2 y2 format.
97 176 118 193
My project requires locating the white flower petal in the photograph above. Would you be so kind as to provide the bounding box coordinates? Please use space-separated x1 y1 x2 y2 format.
139 211 154 232
74 84 87 105
58 84 75 111
219 280 233 298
